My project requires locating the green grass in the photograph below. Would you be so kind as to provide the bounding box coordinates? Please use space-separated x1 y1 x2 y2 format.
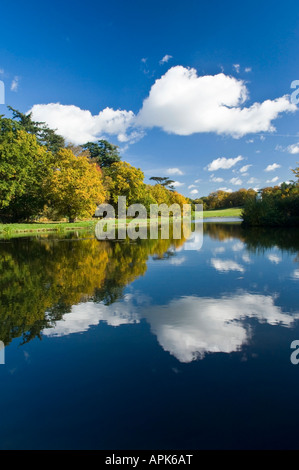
202 207 242 218
0 208 242 238
0 220 97 237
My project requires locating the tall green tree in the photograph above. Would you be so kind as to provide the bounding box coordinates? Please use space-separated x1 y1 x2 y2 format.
82 140 121 167
7 106 65 153
0 125 52 221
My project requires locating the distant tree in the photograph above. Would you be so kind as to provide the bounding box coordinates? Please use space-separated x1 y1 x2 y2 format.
149 176 175 190
82 140 121 167
48 149 106 222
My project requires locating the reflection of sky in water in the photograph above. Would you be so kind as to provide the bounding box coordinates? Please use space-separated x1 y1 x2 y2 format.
44 222 299 363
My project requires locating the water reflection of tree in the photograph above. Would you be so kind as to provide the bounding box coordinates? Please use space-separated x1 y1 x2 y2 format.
0 232 187 346
204 222 299 255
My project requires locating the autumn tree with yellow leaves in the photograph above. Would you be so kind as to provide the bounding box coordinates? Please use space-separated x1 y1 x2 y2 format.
48 148 106 222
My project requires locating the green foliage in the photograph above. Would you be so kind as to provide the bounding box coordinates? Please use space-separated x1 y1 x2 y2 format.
82 140 121 167
7 106 65 153
48 148 107 222
0 126 52 222
242 183 299 226
149 176 175 190
104 161 146 207
197 188 257 211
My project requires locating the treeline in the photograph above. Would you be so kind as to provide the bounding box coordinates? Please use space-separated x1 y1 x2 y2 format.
0 107 188 223
242 181 299 226
193 188 257 211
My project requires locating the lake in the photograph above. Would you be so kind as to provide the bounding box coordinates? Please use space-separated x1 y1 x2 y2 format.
0 221 299 449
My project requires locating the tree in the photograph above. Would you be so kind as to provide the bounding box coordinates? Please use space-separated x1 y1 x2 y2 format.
149 176 175 190
292 166 299 182
148 184 171 205
48 148 106 222
82 140 121 167
0 126 52 221
104 161 146 207
7 106 65 153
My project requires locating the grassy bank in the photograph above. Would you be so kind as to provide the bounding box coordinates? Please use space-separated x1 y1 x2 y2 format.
202 207 242 218
0 208 242 238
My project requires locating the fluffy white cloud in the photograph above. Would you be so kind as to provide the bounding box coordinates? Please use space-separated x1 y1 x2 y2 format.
240 164 252 173
145 293 299 362
211 258 245 272
190 189 199 195
44 289 299 363
28 65 297 146
206 155 244 171
267 253 282 264
137 66 296 137
266 176 279 183
230 177 242 186
210 175 224 183
287 143 299 154
29 103 139 145
166 167 183 175
172 181 184 187
218 187 233 193
265 163 281 172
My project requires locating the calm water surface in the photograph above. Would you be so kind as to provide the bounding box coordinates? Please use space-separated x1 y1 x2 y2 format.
0 221 299 449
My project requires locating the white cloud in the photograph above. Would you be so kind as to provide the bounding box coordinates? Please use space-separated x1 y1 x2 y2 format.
44 289 299 363
287 143 299 154
233 64 240 73
194 178 201 183
169 256 186 266
210 176 224 183
29 103 140 145
265 163 281 172
245 67 252 73
206 155 244 171
267 253 282 264
247 177 258 184
188 184 197 189
266 176 279 183
29 65 298 147
190 189 199 195
172 181 184 187
211 258 245 272
141 57 147 63
292 270 299 280
144 293 299 362
166 167 183 175
232 242 244 252
240 164 252 173
159 54 173 65
230 177 242 186
137 66 297 138
218 187 233 193
11 76 19 92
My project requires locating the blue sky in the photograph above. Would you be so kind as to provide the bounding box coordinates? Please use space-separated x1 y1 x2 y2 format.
0 0 298 197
